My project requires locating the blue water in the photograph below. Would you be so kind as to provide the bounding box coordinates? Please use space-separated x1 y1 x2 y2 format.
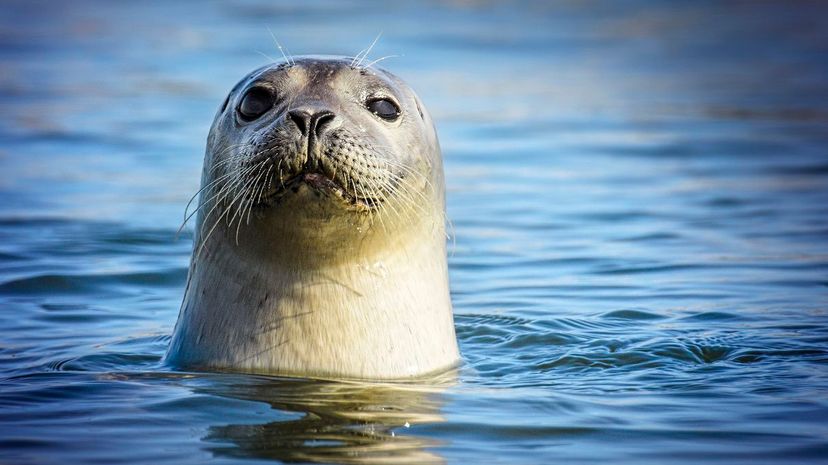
2 1 828 464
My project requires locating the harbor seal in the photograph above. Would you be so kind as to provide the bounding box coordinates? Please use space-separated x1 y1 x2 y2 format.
165 56 460 379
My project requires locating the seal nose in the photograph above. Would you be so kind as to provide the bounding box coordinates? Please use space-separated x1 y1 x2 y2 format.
288 108 336 140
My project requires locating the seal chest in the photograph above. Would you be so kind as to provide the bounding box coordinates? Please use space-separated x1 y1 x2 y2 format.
165 56 460 380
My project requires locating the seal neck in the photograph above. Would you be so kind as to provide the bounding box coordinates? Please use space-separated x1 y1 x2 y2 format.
167 215 460 379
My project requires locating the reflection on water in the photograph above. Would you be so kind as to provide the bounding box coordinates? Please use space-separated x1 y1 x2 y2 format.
2 1 828 464
202 375 451 464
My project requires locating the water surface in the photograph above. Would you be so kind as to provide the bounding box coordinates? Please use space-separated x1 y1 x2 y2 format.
2 1 828 464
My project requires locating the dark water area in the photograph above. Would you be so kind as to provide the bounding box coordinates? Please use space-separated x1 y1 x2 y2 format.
2 1 828 464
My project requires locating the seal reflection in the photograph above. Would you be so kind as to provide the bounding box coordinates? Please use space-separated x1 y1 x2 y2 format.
201 373 454 464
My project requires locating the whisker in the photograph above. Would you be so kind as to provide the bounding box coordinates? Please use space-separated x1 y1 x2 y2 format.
229 160 267 226
193 162 261 257
181 146 249 222
355 32 382 68
267 26 294 66
233 163 267 245
363 54 400 69
176 169 238 238
195 172 258 261
251 164 274 219
256 50 277 63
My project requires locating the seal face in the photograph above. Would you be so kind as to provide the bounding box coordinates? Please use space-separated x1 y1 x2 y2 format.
166 56 460 379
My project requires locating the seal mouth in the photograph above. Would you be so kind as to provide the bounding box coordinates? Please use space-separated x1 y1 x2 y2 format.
262 171 383 209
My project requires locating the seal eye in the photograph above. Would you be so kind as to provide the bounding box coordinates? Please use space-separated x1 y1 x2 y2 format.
238 87 274 121
367 98 400 121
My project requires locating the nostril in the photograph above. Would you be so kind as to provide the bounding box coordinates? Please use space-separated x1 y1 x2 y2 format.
288 110 310 136
312 111 335 139
288 110 335 139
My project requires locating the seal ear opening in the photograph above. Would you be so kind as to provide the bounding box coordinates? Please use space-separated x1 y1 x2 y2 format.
220 95 231 114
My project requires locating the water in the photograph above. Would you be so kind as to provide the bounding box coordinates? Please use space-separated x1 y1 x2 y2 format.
2 1 828 463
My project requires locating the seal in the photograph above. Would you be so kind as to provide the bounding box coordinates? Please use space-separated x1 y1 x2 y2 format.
165 56 460 380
